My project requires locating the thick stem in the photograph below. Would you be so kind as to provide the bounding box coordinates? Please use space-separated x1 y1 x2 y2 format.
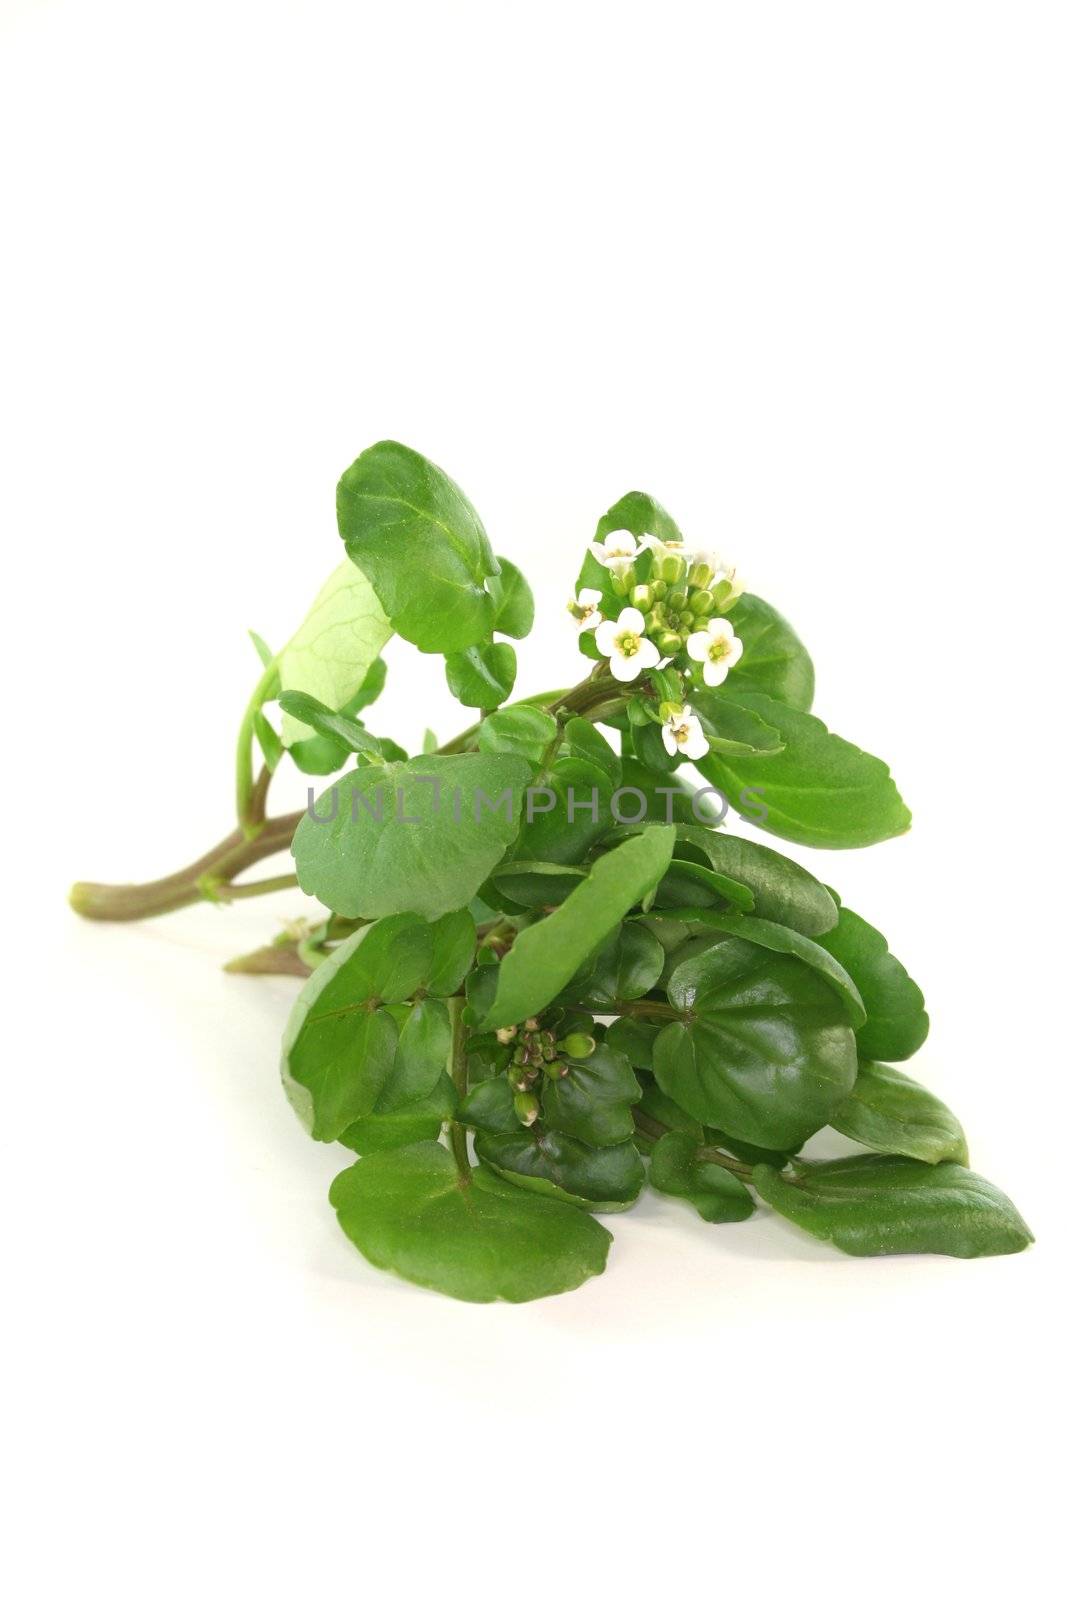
447 997 472 1186
69 675 626 924
69 808 303 921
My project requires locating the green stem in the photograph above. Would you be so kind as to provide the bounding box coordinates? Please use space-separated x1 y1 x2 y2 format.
632 1109 755 1181
235 660 280 835
70 674 622 925
447 997 472 1186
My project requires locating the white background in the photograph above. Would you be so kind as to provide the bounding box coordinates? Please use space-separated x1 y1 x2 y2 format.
2 1 1064 1593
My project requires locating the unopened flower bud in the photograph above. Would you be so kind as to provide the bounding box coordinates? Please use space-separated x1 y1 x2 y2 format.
611 570 634 597
561 1032 596 1059
656 552 687 585
541 1056 568 1079
631 584 653 612
689 589 714 617
524 1017 540 1032
680 610 695 628
650 579 668 601
659 700 683 721
689 560 712 589
513 1091 540 1127
495 1025 517 1045
657 630 683 655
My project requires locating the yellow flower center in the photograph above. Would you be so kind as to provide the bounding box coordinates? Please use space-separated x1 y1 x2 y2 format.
708 634 731 662
616 630 641 657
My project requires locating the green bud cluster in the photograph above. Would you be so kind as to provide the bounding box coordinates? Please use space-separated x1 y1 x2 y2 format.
507 1017 572 1124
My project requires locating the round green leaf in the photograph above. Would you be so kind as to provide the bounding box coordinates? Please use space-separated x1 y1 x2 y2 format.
479 703 558 764
653 937 858 1149
444 641 517 709
488 557 535 638
336 441 499 654
339 1074 458 1154
540 1044 641 1146
277 560 393 745
281 916 435 1141
292 751 530 920
475 1129 645 1211
571 922 665 1008
425 909 477 997
330 1142 612 1302
657 908 866 1028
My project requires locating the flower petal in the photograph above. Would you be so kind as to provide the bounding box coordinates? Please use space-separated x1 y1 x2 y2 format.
610 654 644 682
610 531 638 557
633 638 661 670
577 588 601 607
685 724 710 761
616 606 646 634
577 610 601 633
661 725 679 756
587 541 611 567
725 637 744 666
686 631 710 661
703 660 729 688
594 620 619 656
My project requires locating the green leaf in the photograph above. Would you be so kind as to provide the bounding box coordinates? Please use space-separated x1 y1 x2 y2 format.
482 827 677 1028
689 690 784 755
752 1155 1033 1258
541 1044 641 1146
253 709 283 772
815 904 929 1061
330 1142 612 1301
672 826 838 936
489 860 588 909
475 1129 646 1211
571 922 665 1008
560 716 622 787
457 1075 521 1134
336 440 499 654
652 857 756 912
488 557 535 639
655 908 867 1028
618 756 704 825
514 755 616 865
345 656 387 715
444 641 517 708
575 490 681 597
339 1073 457 1154
384 999 453 1107
281 916 434 1141
830 1058 967 1164
425 909 477 996
604 1016 658 1072
697 693 911 849
277 690 382 756
725 594 815 711
292 751 530 920
653 937 857 1149
249 629 274 667
479 703 558 764
649 1133 756 1222
277 561 393 744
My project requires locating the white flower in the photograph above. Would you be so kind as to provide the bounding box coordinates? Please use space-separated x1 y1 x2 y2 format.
567 587 603 633
686 618 744 687
589 529 639 576
594 606 660 682
702 551 745 602
661 705 710 762
637 534 695 560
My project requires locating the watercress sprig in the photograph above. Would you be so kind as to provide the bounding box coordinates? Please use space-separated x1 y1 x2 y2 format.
71 439 1032 1301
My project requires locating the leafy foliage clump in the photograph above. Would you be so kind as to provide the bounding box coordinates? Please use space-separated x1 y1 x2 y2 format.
72 441 1032 1300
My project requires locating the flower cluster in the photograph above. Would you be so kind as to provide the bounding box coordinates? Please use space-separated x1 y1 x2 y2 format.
571 530 745 685
566 528 746 758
